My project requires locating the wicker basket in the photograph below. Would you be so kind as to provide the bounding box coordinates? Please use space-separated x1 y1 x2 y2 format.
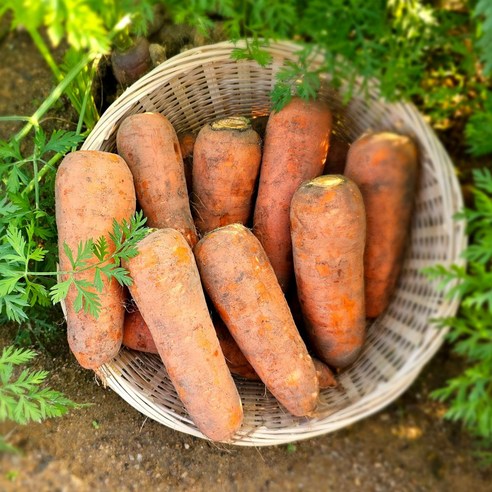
82 41 466 446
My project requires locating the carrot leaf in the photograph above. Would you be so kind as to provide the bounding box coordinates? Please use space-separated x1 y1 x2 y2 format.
49 211 149 318
92 236 109 262
0 345 83 452
426 169 492 447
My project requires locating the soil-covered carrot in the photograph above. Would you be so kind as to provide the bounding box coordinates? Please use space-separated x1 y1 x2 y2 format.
192 116 261 234
194 223 319 417
122 309 158 353
291 175 366 368
312 359 337 389
344 132 418 318
213 315 259 380
253 97 332 291
178 132 196 191
55 150 136 370
116 112 198 246
324 133 350 175
111 37 152 86
124 228 243 441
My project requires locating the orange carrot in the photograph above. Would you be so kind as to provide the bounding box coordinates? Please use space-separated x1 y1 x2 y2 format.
253 97 332 291
194 223 319 417
55 150 136 369
124 228 243 441
116 112 198 246
291 175 366 368
178 132 196 160
344 132 418 318
324 132 350 175
122 309 158 354
213 315 259 381
178 132 196 192
312 359 337 389
192 116 262 234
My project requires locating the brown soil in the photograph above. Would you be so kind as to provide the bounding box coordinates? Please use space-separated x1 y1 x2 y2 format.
1 29 491 492
1 323 490 492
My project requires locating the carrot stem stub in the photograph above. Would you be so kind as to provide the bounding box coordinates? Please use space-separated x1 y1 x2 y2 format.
291 175 366 369
194 223 319 417
124 228 243 442
192 116 261 235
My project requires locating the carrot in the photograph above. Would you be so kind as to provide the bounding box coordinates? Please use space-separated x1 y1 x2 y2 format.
124 228 243 441
178 132 196 192
55 150 136 370
312 359 337 389
122 309 158 354
116 112 198 246
324 132 350 175
111 37 152 86
178 132 196 160
192 116 261 234
344 132 418 318
253 97 332 291
194 223 319 417
213 316 259 381
291 175 366 368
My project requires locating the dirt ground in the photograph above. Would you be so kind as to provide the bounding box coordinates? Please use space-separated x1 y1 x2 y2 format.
1 28 491 492
1 324 491 492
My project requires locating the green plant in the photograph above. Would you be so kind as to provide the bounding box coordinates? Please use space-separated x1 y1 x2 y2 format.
0 2 155 347
425 168 492 446
0 76 148 343
0 122 85 344
167 1 435 104
0 345 82 453
165 1 492 157
0 0 156 132
0 122 147 336
1 0 105 130
0 198 148 325
50 212 149 317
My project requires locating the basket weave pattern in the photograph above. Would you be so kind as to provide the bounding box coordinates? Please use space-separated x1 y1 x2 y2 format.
82 41 466 446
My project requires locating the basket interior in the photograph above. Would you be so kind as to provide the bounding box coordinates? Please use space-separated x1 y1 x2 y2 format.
84 42 465 446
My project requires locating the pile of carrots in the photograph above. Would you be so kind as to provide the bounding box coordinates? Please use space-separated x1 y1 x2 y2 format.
55 97 418 441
